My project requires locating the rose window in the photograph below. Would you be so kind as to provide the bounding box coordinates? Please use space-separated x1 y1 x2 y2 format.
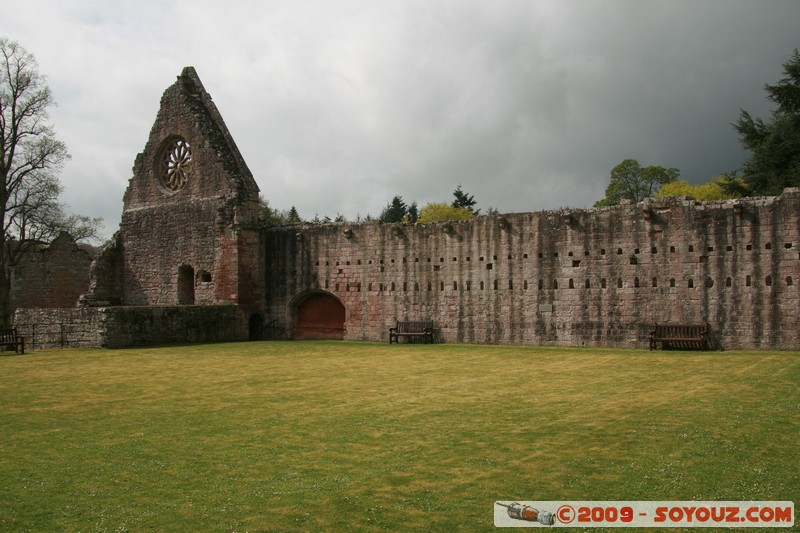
160 138 192 191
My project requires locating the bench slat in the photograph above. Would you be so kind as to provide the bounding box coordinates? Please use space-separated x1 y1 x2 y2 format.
389 320 434 344
650 323 708 351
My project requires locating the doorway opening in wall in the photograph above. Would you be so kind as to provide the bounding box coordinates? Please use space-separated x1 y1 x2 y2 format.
249 313 263 340
292 291 346 340
178 265 195 304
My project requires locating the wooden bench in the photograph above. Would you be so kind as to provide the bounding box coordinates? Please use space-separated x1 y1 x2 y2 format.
389 320 434 344
650 323 708 351
0 327 25 354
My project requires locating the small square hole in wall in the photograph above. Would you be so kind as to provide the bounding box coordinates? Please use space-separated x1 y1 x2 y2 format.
486 263 493 270
746 244 752 251
523 254 528 259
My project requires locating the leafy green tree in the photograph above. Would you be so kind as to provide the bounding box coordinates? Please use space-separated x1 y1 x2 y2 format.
379 195 409 223
734 49 800 195
417 202 475 223
1 37 102 324
595 159 679 206
656 175 746 201
452 184 479 215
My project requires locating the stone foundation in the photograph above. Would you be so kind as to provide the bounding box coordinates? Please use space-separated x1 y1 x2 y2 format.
14 305 240 349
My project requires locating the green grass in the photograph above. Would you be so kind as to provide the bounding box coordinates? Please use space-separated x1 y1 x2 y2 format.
1 342 798 531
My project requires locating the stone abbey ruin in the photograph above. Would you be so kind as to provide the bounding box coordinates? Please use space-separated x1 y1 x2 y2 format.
13 67 800 350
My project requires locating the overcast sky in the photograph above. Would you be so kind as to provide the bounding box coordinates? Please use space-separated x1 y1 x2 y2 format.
2 0 798 238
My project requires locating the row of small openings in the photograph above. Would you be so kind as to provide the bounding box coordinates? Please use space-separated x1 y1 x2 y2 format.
538 275 794 289
316 242 795 268
324 276 794 292
317 255 523 267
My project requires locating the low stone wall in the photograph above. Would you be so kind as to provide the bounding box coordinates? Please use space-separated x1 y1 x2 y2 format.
14 305 241 350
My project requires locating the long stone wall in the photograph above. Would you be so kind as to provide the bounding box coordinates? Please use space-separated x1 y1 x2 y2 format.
14 305 240 350
264 189 800 350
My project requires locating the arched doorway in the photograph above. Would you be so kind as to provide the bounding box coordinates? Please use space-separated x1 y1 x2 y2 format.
292 292 346 340
177 264 195 304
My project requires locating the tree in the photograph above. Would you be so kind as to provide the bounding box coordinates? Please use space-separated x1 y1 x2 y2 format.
417 202 475 223
594 159 679 206
734 49 800 195
406 201 419 224
452 184 479 215
656 175 746 201
379 195 409 223
1 37 102 324
286 206 302 224
258 195 288 226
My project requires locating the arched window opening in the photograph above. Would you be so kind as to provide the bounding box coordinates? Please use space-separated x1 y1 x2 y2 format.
177 265 195 305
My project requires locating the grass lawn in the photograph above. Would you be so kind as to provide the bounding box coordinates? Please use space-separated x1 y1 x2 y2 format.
1 341 798 531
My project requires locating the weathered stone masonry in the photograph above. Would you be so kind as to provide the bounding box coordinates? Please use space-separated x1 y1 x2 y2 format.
14 67 799 350
266 191 799 350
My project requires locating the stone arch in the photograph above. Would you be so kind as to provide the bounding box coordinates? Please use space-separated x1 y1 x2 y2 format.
290 290 346 340
177 264 195 304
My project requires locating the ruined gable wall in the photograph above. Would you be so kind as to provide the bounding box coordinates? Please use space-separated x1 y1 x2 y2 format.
112 67 261 312
264 189 799 350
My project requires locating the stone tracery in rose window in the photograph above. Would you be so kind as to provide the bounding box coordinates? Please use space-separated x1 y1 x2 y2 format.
159 138 192 191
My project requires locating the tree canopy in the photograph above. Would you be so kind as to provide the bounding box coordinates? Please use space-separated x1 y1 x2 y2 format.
379 195 418 223
0 37 102 323
594 159 679 206
451 185 479 215
734 49 800 195
417 202 475 224
656 175 746 201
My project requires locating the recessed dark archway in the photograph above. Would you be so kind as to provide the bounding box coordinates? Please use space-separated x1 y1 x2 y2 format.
292 291 346 340
249 313 263 341
177 264 195 305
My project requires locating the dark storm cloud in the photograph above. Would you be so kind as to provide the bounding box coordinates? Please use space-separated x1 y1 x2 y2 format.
2 0 798 235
